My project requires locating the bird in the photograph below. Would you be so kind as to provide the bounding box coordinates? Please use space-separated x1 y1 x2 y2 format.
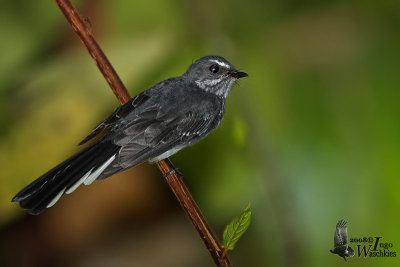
12 55 248 215
329 220 355 261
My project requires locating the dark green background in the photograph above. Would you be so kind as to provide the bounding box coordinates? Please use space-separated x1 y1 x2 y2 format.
0 0 399 266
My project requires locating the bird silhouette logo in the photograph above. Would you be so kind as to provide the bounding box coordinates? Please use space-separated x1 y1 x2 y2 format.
330 220 355 261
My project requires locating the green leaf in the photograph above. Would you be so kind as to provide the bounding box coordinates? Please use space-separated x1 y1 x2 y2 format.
221 203 251 256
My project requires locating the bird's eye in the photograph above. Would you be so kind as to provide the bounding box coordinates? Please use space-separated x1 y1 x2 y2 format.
209 64 219 73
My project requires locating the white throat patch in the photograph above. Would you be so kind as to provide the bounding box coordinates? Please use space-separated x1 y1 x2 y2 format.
195 77 223 89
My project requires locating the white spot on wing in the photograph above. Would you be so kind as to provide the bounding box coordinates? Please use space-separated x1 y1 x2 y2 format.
84 154 116 185
209 59 230 69
65 168 93 194
47 188 66 208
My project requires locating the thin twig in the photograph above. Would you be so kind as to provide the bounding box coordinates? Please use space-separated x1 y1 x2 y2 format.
53 1 232 266
156 159 231 266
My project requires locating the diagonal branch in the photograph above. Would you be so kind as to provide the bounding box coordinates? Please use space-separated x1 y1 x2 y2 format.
53 1 232 266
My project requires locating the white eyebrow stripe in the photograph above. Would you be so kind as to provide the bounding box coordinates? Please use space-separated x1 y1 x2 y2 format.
209 59 230 69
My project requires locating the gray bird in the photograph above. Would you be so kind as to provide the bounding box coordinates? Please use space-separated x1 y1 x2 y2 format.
12 55 248 215
330 220 355 261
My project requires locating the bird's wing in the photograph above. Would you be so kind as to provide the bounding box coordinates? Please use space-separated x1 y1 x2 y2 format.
347 246 355 257
115 108 218 168
334 220 349 247
78 92 150 145
96 106 219 181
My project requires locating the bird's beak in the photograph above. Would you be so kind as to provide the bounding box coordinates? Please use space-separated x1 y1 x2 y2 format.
229 70 248 78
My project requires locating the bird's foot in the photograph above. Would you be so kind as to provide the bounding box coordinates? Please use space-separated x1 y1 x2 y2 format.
163 168 183 178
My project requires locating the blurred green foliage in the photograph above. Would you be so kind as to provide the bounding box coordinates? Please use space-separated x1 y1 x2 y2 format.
1 0 399 266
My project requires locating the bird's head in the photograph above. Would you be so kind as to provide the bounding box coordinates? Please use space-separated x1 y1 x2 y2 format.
185 56 248 98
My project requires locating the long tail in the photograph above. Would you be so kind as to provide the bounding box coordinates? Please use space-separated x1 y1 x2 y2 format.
12 140 119 215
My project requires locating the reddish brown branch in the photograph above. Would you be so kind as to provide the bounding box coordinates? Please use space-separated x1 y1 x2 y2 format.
156 159 231 267
55 0 130 104
53 1 232 266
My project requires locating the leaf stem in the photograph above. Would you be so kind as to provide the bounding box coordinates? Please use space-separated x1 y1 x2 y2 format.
222 248 229 258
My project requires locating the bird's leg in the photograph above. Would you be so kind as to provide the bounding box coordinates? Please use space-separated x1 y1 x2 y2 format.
162 158 183 178
343 256 347 262
163 168 183 178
